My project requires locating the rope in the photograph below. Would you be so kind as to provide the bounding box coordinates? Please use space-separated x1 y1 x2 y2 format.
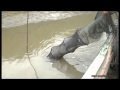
26 11 39 79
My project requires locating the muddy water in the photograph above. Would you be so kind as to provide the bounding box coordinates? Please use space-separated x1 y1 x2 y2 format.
2 11 97 79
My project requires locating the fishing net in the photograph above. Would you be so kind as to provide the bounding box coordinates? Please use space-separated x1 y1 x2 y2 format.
48 13 114 58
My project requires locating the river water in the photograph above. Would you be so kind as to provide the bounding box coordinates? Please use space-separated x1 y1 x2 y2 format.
2 11 97 79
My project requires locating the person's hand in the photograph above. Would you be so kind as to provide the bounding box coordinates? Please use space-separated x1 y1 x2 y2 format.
103 11 109 14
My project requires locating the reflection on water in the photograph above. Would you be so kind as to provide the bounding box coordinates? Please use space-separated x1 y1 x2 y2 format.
2 11 96 79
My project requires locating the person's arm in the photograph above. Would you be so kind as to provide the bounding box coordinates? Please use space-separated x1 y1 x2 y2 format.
95 11 109 20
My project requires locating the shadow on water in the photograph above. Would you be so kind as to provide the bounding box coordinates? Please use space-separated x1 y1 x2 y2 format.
49 58 84 78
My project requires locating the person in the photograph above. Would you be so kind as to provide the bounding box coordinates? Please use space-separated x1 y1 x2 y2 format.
102 11 119 79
